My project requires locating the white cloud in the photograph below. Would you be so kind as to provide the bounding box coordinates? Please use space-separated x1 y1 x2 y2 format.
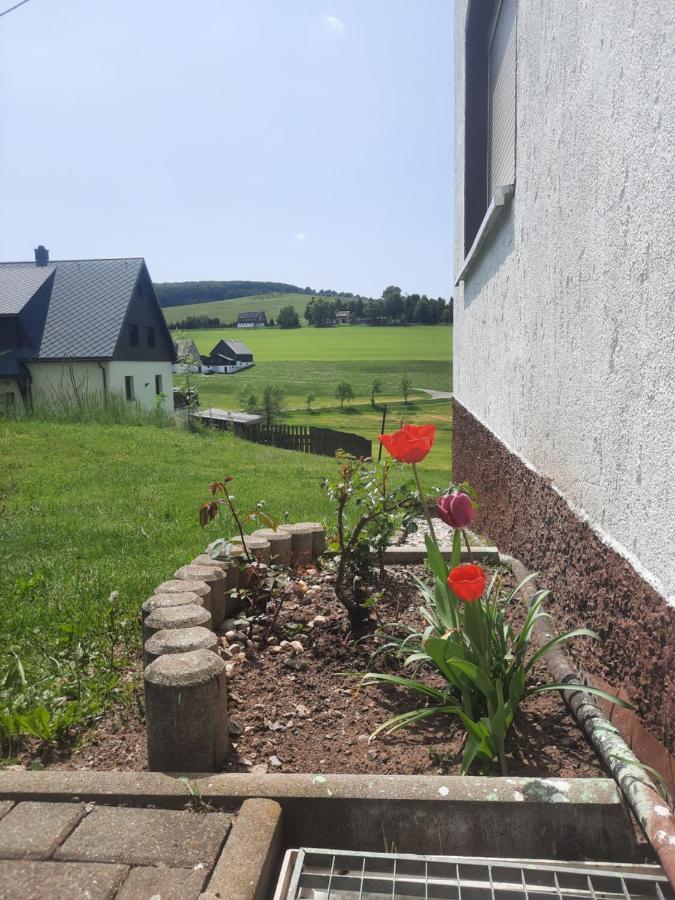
294 232 308 241
322 14 344 35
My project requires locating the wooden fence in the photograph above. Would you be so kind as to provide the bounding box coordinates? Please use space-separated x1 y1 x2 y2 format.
229 421 372 459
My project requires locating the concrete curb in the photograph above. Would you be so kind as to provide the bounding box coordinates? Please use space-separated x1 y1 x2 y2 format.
200 798 282 900
0 772 637 862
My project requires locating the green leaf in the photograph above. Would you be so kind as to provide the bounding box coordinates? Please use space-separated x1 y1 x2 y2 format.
358 672 446 701
425 533 448 581
527 682 635 710
526 628 600 671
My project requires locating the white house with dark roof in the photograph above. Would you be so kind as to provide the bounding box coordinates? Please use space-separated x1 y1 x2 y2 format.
202 339 254 374
0 246 175 412
236 311 267 328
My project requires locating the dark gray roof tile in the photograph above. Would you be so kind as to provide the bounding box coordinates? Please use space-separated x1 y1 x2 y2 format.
0 263 55 315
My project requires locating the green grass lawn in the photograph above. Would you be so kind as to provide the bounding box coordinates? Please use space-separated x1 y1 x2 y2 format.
0 419 338 749
164 292 312 326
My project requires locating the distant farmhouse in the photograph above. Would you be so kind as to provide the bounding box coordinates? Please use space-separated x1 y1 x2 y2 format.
236 311 267 329
172 338 201 373
0 246 175 412
335 310 350 324
201 339 254 374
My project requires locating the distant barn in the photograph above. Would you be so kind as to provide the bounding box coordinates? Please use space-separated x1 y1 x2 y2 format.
236 311 267 328
202 339 253 373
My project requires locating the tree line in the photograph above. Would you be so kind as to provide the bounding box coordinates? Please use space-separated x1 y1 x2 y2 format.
305 286 452 327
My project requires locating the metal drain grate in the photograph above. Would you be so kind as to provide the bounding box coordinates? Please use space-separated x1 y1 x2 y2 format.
273 848 672 899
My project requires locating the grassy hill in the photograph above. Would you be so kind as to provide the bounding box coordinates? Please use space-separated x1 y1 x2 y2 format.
163 292 313 326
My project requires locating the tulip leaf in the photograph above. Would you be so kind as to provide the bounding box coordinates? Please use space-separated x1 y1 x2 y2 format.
527 682 634 710
425 533 448 581
526 628 600 671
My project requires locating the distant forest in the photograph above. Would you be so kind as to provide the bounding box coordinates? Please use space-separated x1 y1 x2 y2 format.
155 280 311 308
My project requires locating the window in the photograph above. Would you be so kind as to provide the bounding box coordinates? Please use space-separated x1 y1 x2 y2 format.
464 0 517 255
488 0 517 195
129 323 139 347
124 376 134 401
155 374 163 395
147 326 156 348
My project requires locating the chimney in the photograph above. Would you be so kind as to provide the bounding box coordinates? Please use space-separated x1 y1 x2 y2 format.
34 245 49 267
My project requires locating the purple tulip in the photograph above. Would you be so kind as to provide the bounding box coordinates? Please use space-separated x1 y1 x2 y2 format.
436 492 475 529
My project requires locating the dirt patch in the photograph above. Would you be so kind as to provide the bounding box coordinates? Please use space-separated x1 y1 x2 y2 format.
25 563 603 778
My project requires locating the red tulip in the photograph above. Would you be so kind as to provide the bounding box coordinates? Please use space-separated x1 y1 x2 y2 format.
447 564 486 602
378 424 436 464
436 492 475 529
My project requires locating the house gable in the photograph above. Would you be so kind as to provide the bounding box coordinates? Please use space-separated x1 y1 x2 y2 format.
114 264 175 363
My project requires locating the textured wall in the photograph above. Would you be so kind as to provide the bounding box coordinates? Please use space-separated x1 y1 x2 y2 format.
453 0 675 600
453 399 674 748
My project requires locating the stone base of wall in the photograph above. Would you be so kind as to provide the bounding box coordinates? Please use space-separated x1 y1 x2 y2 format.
452 399 674 752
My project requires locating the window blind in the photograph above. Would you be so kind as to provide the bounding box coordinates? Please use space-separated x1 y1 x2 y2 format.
489 0 517 195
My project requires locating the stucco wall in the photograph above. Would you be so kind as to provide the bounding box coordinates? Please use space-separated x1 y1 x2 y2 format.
29 361 106 405
29 361 174 413
107 361 174 413
453 0 675 600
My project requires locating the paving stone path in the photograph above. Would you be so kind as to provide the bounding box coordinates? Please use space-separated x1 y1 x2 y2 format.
0 799 232 899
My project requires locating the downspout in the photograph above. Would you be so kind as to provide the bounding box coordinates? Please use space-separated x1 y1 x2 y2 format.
503 554 675 885
97 362 107 401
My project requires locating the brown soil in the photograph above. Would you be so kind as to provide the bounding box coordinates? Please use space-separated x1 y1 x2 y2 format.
23 563 604 778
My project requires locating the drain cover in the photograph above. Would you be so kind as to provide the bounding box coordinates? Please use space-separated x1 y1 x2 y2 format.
273 848 672 899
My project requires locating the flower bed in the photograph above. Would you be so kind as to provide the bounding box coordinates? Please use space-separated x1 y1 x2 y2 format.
17 423 631 781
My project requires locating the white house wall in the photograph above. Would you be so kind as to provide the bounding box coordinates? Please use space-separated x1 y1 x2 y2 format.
453 0 675 599
106 361 174 412
29 360 174 413
29 361 107 406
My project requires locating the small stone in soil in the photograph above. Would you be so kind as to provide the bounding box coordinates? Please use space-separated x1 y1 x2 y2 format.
289 640 304 653
224 630 237 641
269 646 283 654
252 764 268 774
228 643 243 654
269 755 282 768
295 704 311 718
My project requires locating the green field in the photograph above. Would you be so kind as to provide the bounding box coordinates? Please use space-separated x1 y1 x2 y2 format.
178 325 452 413
185 323 452 362
164 292 312 326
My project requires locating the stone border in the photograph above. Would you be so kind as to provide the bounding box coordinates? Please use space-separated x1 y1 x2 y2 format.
141 524 327 773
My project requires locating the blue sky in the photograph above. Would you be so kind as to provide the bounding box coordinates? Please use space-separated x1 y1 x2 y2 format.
1 1 453 297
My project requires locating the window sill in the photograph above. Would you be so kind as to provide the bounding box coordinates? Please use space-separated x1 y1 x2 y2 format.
455 184 515 286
